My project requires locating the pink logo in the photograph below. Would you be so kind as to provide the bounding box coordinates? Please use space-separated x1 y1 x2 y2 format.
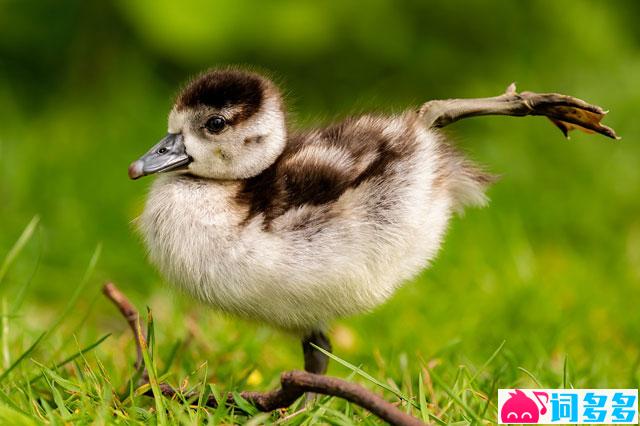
501 389 548 423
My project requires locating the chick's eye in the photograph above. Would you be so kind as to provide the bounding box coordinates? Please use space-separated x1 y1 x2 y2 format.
205 116 226 133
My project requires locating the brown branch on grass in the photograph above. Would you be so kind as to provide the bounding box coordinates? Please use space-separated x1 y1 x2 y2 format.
103 283 145 371
102 282 426 426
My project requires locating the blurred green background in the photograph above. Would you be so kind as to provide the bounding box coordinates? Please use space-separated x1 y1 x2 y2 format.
1 0 640 414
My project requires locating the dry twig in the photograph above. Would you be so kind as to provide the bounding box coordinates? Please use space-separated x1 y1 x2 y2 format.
103 282 426 426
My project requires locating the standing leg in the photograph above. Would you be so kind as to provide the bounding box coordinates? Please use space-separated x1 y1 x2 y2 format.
302 331 332 375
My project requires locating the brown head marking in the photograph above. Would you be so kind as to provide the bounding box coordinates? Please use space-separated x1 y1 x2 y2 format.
176 69 265 124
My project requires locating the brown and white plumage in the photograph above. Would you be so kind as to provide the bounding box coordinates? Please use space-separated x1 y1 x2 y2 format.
129 68 616 373
132 69 491 335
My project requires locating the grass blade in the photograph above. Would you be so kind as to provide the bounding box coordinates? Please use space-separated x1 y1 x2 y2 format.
480 375 499 420
0 387 33 418
1 298 9 370
310 342 419 408
47 244 102 335
10 227 42 315
0 332 45 382
0 403 38 426
231 392 258 416
0 216 39 285
418 372 429 423
429 369 482 424
562 355 570 388
32 360 82 394
517 366 542 387
469 340 506 383
138 309 167 425
27 333 111 385
159 339 182 376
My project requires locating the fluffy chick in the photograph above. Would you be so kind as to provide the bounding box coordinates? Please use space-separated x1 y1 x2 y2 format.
129 68 493 373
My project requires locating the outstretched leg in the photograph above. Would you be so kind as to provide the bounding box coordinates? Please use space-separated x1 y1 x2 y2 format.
302 331 332 375
419 83 618 140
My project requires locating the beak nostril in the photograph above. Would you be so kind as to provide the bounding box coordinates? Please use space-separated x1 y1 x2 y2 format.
130 132 190 180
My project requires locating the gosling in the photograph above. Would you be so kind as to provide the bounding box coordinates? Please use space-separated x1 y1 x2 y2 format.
128 68 615 374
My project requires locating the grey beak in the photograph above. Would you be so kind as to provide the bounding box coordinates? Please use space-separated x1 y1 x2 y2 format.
128 133 192 180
